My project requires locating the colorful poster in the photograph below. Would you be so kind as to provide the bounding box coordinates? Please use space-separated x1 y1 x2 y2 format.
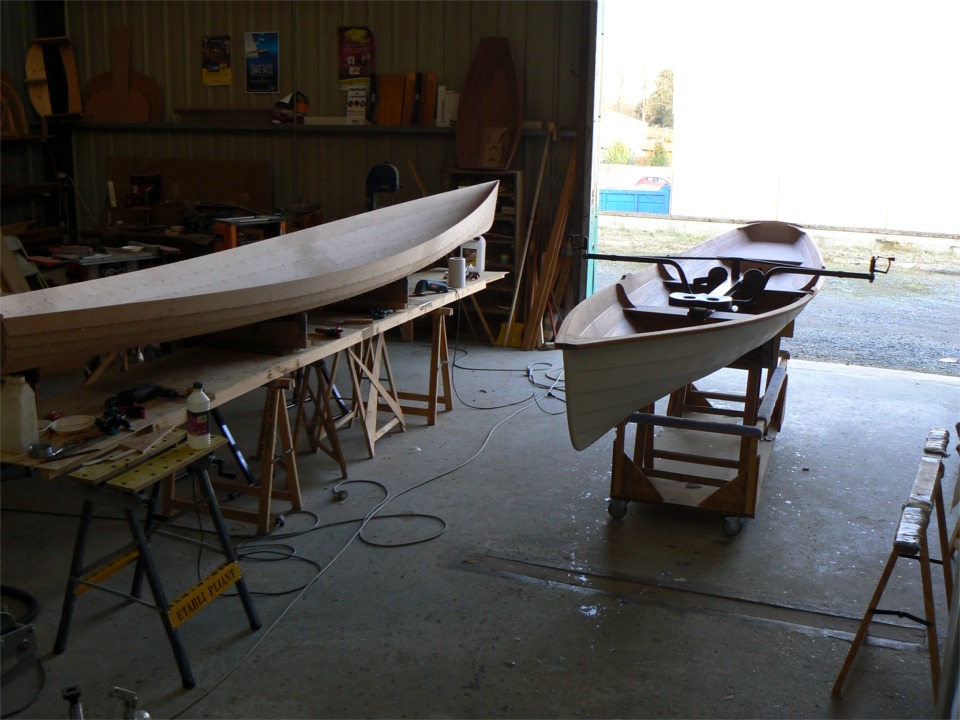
338 27 374 89
245 31 279 93
201 35 232 86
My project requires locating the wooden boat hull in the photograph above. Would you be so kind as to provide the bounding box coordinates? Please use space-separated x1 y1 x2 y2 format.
556 221 824 451
0 181 498 374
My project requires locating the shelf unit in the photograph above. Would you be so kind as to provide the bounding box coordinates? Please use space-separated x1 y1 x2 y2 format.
444 168 523 342
0 132 73 247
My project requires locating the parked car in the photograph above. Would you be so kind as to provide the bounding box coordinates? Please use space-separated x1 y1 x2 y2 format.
636 176 671 189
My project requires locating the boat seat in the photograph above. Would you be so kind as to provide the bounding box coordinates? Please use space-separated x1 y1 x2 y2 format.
668 291 734 312
731 268 766 303
691 266 729 293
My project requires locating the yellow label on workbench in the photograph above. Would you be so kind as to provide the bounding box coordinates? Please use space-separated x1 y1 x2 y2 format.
77 549 140 596
168 561 242 628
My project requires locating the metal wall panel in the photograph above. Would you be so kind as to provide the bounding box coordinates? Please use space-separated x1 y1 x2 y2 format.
44 1 591 226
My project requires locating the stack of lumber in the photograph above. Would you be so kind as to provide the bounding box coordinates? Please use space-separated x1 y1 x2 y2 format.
514 139 578 351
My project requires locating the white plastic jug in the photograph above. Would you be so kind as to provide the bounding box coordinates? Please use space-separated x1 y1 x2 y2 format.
461 235 486 272
1 375 39 454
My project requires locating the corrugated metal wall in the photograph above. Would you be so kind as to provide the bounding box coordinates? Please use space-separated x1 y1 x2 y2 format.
59 1 591 223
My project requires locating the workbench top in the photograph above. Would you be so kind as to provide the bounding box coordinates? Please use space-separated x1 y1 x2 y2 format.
1 269 506 478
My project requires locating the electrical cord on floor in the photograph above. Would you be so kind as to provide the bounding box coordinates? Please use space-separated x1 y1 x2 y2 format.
446 296 567 413
170 372 557 719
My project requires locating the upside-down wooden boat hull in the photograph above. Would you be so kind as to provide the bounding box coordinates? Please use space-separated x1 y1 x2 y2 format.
556 221 825 451
0 181 498 374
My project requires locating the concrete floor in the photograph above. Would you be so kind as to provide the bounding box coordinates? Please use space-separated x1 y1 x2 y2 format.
1 336 958 719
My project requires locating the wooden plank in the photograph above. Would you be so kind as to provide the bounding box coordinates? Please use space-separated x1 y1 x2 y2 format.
521 140 577 350
373 74 404 126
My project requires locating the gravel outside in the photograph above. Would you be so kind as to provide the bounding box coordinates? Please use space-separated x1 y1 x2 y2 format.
593 215 960 377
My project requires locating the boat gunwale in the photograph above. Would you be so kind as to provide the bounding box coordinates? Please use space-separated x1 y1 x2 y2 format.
555 289 816 350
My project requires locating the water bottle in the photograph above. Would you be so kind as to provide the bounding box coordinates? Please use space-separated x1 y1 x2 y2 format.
186 381 211 449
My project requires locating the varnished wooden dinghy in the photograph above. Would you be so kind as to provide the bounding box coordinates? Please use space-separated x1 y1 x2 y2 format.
556 221 829 451
0 181 498 374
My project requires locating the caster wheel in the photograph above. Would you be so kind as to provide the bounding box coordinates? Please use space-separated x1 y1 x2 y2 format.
722 516 744 537
607 500 629 519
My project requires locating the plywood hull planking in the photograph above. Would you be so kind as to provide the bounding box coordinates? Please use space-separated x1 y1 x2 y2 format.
556 221 824 450
0 182 499 374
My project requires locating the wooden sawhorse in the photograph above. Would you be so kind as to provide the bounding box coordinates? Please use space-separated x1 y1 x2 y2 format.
346 307 455 457
833 427 953 700
166 378 302 536
394 307 454 426
293 354 350 478
54 436 261 689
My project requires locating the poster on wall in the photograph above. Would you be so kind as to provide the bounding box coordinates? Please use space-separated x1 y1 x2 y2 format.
245 31 279 93
338 27 374 90
201 35 232 86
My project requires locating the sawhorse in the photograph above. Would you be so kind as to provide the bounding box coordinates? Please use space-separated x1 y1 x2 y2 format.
167 379 302 536
54 436 261 689
293 355 350 477
833 427 953 700
345 307 455 457
395 307 454 426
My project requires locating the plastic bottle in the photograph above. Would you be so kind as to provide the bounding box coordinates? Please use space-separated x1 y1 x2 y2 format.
186 381 211 450
461 235 486 272
0 375 39 454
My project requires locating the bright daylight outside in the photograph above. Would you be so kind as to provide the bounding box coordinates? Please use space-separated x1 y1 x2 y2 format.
594 0 960 375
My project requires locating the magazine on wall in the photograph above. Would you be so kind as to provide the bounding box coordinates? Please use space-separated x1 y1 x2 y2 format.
245 31 279 93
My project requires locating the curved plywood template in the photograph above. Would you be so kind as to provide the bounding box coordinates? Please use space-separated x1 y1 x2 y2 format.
24 37 82 118
456 37 524 170
84 27 152 123
1 71 29 137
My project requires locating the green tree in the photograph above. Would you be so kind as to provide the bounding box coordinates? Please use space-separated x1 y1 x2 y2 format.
603 140 634 165
644 69 674 128
649 141 670 167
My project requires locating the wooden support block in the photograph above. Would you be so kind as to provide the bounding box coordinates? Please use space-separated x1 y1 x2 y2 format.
204 313 307 355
